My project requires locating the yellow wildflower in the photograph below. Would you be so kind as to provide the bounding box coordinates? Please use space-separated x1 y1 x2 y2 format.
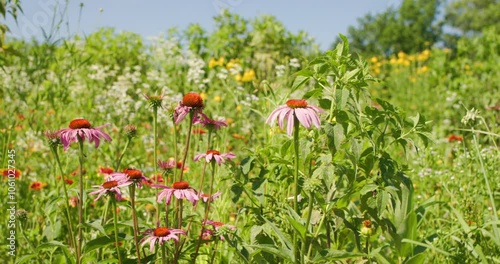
234 74 242 82
370 56 378 64
200 92 207 101
208 57 225 68
397 51 406 59
241 69 255 82
214 95 222 103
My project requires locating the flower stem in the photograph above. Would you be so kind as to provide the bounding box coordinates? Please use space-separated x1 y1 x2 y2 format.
161 243 167 264
51 147 76 250
153 107 160 226
178 111 195 182
292 117 300 260
130 184 142 263
193 162 217 263
77 138 85 264
293 117 300 213
115 137 131 171
302 192 314 263
112 197 123 264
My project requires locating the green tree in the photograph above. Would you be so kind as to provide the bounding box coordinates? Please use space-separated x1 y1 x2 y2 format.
1 0 22 51
444 0 500 34
337 0 442 56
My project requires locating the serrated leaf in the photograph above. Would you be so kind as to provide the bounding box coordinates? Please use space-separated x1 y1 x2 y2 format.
360 183 378 195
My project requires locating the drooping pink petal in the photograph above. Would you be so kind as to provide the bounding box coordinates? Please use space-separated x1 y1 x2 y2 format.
295 108 312 129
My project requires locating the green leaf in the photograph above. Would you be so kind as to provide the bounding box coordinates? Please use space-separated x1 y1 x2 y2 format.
240 156 254 175
15 254 38 264
291 74 310 91
360 183 378 195
313 249 365 262
335 88 350 110
286 215 306 240
85 220 107 236
404 253 426 264
83 234 125 253
247 244 293 262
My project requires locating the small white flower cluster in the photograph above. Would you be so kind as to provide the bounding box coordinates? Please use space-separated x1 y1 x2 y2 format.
186 51 207 89
228 63 242 76
275 65 286 77
289 58 300 68
216 68 229 80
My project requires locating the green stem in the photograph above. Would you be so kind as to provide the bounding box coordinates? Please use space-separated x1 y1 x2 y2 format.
115 137 131 171
161 243 167 264
153 107 160 226
292 117 300 261
302 192 314 262
471 126 499 239
307 212 326 259
112 197 123 264
130 184 142 263
51 147 76 250
77 138 85 264
293 117 300 213
179 111 195 182
193 161 217 263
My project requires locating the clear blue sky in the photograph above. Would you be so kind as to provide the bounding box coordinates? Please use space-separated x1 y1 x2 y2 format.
8 0 402 50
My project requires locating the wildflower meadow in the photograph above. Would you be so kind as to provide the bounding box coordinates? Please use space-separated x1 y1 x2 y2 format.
1 6 499 264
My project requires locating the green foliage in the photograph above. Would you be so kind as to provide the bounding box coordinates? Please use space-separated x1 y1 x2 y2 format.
0 7 498 264
445 0 500 35
338 0 442 55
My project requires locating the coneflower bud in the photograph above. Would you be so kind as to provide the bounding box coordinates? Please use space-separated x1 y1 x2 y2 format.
44 130 62 148
144 94 164 109
124 124 137 139
361 219 373 236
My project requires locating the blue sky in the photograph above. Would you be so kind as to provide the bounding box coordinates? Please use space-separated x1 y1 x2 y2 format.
8 0 401 50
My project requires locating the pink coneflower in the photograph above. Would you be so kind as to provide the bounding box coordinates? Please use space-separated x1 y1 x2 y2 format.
153 181 199 206
195 113 227 130
122 168 148 188
89 175 132 201
194 150 236 166
158 158 176 171
174 92 204 124
140 227 186 252
202 220 236 241
58 118 112 150
266 99 323 136
199 191 222 203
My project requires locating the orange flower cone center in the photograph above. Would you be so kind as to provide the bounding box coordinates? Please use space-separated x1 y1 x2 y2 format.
172 181 190 189
286 99 308 109
124 169 143 179
102 180 118 189
182 92 204 108
213 221 224 227
69 119 92 129
154 227 171 237
206 150 220 155
362 220 372 228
